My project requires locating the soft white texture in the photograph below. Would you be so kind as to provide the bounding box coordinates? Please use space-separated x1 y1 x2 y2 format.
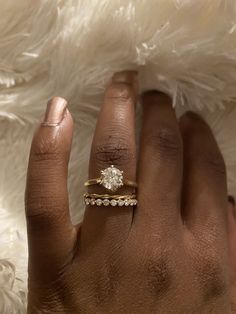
0 0 236 312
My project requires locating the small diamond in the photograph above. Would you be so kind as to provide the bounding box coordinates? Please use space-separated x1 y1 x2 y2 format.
129 199 134 206
124 199 130 206
85 198 90 205
96 199 103 206
118 199 125 206
90 199 96 206
110 200 117 207
133 200 138 206
103 199 110 206
100 165 124 192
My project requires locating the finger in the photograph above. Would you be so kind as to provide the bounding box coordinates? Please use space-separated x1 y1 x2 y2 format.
227 197 236 310
179 112 228 233
134 91 183 231
228 197 236 280
81 71 138 246
25 97 76 283
228 201 236 311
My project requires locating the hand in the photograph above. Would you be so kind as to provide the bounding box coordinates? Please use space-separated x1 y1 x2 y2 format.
25 71 235 313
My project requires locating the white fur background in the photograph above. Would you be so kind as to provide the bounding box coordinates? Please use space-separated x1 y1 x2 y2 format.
0 0 236 312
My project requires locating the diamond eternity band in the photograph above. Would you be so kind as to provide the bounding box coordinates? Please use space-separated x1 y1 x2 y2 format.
84 197 138 207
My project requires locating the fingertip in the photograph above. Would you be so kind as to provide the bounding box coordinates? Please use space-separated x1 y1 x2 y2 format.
179 111 209 132
141 90 172 106
105 71 139 104
111 71 138 85
31 97 73 160
41 97 67 127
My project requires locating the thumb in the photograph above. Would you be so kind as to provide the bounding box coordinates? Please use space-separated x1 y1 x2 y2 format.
25 97 76 284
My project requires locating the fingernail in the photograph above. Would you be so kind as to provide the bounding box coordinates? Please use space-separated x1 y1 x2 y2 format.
111 71 138 86
184 111 206 123
142 90 168 98
228 195 235 206
42 97 67 127
141 90 172 105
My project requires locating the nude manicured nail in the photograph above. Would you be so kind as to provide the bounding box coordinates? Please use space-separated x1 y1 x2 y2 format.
111 71 138 85
42 97 67 126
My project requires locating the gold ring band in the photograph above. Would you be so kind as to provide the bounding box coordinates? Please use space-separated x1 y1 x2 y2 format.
84 193 136 200
84 178 137 188
84 196 138 207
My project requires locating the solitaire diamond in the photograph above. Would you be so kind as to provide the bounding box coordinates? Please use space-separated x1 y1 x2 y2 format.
100 165 124 192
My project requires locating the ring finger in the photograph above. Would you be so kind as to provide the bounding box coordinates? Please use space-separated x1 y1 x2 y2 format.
80 71 138 247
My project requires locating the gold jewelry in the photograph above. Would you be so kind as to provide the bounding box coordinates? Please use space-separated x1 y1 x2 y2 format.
84 165 138 192
83 193 137 207
83 193 136 200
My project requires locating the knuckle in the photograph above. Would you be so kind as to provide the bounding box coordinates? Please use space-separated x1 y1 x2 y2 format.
92 134 134 166
142 252 173 298
26 208 54 233
25 177 65 230
31 134 61 163
25 197 64 230
28 285 66 314
194 252 227 302
145 126 182 159
90 263 120 306
200 151 226 178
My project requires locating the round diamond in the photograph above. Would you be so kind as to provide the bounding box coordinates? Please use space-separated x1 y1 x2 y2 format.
124 199 130 206
103 199 110 206
110 199 117 207
100 165 124 192
129 199 134 206
96 199 103 206
85 198 90 205
90 198 96 206
133 200 138 206
118 199 125 206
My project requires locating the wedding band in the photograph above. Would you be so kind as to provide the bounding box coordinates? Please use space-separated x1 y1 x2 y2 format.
83 193 136 200
84 165 138 192
84 194 138 207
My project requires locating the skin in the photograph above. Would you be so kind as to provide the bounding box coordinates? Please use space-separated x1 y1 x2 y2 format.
25 71 236 313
